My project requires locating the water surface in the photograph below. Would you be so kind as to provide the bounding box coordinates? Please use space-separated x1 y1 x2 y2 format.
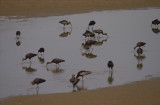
0 8 160 99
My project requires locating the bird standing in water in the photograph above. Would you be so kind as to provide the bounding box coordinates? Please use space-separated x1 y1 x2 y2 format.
134 42 146 50
46 58 65 68
16 31 21 38
88 20 96 30
31 78 46 87
22 53 37 63
108 61 114 71
137 47 143 56
59 20 72 29
76 70 92 80
70 74 80 86
37 47 45 55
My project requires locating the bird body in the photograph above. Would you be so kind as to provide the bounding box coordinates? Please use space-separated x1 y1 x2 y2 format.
152 19 160 25
134 42 146 49
70 74 80 86
88 20 96 30
22 53 37 62
83 30 95 38
108 61 114 70
93 29 107 36
76 70 92 79
16 31 21 38
59 20 72 28
31 78 46 86
38 47 45 54
46 58 65 67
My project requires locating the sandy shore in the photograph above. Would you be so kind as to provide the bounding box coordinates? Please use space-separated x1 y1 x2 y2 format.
0 77 160 105
0 0 160 17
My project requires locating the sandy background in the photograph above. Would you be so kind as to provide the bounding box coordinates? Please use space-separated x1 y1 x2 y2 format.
0 0 160 105
0 0 160 17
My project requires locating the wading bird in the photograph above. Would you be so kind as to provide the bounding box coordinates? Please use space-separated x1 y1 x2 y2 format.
31 78 46 87
152 19 160 26
76 70 92 80
88 20 96 30
108 61 114 71
16 31 21 38
93 29 107 37
70 74 80 86
22 53 37 63
59 20 72 29
38 47 45 55
46 58 65 68
134 42 146 50
83 30 95 38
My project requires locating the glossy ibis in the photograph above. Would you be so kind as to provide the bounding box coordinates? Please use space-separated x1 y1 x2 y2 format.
134 42 146 50
93 29 107 37
22 53 37 63
59 20 72 29
83 30 95 38
38 47 45 55
76 70 91 80
31 78 46 87
70 74 80 86
88 20 96 30
152 19 160 26
46 58 65 68
108 61 114 70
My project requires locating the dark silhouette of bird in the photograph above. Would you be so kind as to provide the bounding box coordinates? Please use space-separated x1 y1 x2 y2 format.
83 30 95 38
59 20 72 29
152 19 160 26
22 53 37 63
46 58 65 68
134 42 146 50
70 74 80 86
93 29 107 37
31 78 46 87
88 20 96 30
76 70 92 80
38 47 45 55
137 48 143 56
16 31 21 38
108 61 114 70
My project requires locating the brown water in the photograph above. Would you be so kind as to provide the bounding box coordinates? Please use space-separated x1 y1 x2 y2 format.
0 8 160 99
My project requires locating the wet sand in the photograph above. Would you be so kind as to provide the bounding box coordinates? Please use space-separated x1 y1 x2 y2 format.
1 77 160 105
0 0 160 17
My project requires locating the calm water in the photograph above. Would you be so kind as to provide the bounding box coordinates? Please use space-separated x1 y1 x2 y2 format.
0 8 160 99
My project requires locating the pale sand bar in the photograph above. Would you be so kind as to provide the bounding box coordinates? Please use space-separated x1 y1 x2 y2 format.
0 0 160 105
0 0 160 17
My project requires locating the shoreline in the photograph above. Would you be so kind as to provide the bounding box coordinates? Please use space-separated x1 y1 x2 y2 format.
0 0 160 17
1 77 160 105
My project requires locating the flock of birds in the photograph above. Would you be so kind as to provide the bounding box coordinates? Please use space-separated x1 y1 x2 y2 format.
16 18 160 92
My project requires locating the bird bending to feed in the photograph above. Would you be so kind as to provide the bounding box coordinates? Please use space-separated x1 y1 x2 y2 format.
137 48 143 56
76 70 92 80
152 19 160 26
59 20 72 28
70 74 80 86
22 53 37 63
83 30 95 38
88 20 96 30
108 61 114 70
31 78 46 87
134 42 146 49
93 29 107 36
38 47 45 55
46 58 65 67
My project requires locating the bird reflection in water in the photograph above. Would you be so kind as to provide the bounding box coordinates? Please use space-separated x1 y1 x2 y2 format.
134 48 146 70
108 70 114 84
16 38 21 46
81 47 97 59
59 20 72 31
22 63 37 73
152 28 160 34
59 25 72 37
46 66 64 73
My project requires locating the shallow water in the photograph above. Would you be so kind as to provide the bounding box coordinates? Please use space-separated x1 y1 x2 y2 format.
0 8 160 99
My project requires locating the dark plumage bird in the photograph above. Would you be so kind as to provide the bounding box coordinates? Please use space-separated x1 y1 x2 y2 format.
93 29 107 36
22 53 37 63
137 48 143 56
134 42 146 49
88 20 96 30
31 78 46 87
108 61 114 70
152 19 160 25
76 70 92 80
16 31 21 38
83 30 95 38
46 58 65 67
38 47 45 54
59 20 72 28
70 74 80 86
